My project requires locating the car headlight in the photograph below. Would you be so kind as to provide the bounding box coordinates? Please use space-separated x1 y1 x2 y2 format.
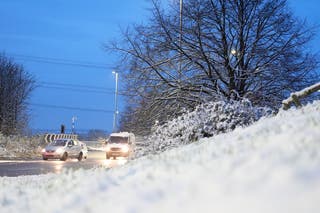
121 146 129 153
105 146 111 152
56 148 64 154
41 148 46 153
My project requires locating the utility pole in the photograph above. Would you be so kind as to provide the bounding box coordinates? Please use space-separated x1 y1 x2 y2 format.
112 71 119 132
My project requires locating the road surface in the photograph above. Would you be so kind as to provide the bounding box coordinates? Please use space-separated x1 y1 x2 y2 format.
0 150 128 177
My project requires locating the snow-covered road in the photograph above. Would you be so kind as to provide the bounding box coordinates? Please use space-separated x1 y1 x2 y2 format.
0 101 319 213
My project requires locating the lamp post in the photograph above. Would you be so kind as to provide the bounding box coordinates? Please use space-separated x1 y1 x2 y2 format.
112 71 119 132
177 0 183 106
71 116 77 134
178 0 183 81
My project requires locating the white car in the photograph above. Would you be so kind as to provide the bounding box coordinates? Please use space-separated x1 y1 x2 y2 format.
41 139 87 161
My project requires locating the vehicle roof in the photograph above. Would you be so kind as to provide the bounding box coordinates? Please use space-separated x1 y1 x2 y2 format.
110 132 132 137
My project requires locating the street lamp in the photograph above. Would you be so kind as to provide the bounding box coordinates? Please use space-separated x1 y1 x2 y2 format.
112 71 119 132
231 48 237 56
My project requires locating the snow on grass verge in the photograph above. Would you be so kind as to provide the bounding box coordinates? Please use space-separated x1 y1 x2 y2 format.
0 134 42 159
0 101 319 213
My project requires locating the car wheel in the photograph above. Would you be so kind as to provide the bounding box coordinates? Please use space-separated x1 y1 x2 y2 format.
78 152 83 161
106 153 110 159
43 157 48 160
113 156 116 160
60 152 68 161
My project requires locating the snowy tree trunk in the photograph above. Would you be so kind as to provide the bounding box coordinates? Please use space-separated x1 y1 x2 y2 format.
282 82 320 110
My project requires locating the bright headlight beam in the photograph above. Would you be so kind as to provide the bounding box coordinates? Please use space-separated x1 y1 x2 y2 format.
122 146 129 153
105 146 111 152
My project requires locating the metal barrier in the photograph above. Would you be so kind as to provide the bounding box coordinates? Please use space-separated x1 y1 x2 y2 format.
44 134 78 144
282 82 320 110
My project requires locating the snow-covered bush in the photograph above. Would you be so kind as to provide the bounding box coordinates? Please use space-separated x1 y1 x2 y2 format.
0 134 43 159
147 99 272 154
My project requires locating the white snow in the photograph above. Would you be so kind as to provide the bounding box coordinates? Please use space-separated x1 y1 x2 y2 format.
0 101 320 213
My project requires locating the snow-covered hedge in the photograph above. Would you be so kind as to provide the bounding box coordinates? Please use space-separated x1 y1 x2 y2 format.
0 134 43 159
147 99 272 154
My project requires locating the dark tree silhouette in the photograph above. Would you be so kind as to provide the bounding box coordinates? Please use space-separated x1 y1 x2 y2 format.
0 54 35 135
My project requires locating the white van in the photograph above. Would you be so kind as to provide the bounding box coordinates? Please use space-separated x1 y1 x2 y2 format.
105 132 135 159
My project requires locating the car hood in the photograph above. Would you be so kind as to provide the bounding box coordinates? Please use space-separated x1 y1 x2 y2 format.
107 143 128 148
45 145 64 152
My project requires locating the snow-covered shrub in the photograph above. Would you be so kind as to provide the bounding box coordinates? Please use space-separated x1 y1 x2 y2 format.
147 99 272 154
0 134 43 159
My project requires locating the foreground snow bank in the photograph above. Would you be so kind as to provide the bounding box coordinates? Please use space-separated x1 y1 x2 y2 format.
0 101 320 213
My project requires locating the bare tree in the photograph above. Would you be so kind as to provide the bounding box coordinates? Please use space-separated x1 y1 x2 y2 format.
0 54 35 135
85 129 107 140
108 0 319 134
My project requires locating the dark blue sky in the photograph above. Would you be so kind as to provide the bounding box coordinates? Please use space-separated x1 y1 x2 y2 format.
0 0 150 134
0 0 319 134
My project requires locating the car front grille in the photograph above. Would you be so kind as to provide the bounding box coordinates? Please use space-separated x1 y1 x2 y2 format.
110 147 121 151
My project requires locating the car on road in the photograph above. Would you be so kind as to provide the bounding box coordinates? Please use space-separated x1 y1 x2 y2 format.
41 139 88 161
105 132 135 160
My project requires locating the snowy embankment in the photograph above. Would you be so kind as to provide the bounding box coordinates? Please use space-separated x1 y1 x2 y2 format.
1 102 320 213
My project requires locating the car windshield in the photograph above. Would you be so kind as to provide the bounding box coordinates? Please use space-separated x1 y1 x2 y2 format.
50 140 67 146
109 136 128 144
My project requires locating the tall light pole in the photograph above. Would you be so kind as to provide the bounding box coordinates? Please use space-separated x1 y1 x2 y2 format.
71 116 77 134
178 0 183 81
112 71 119 132
179 0 183 49
176 0 183 110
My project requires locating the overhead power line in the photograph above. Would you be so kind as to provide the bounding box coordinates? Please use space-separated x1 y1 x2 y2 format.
40 81 114 91
8 53 111 70
36 85 115 95
32 128 109 134
35 81 131 96
29 103 114 113
9 53 107 66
